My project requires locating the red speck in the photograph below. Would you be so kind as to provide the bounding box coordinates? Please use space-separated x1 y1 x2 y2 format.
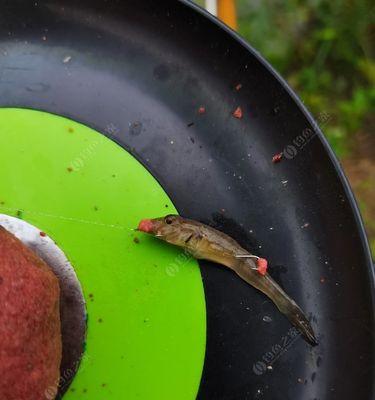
198 106 206 114
39 231 46 237
257 258 268 275
233 106 243 119
235 83 242 91
320 277 326 284
138 219 154 233
272 152 283 163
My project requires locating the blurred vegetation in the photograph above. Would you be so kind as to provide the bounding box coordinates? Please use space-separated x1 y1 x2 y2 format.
236 0 374 157
235 0 375 254
195 0 375 254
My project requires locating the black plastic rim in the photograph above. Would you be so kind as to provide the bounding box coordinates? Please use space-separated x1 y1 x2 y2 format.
0 1 374 399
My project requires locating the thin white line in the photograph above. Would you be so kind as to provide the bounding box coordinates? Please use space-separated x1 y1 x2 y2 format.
0 205 132 230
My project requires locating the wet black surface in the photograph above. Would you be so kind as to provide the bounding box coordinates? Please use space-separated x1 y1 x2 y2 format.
0 1 374 399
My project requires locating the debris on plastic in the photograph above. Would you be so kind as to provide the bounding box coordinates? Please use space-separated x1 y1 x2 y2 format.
272 152 283 163
232 106 243 119
262 315 272 323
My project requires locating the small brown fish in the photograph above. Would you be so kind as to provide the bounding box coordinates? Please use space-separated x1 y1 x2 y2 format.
138 214 317 345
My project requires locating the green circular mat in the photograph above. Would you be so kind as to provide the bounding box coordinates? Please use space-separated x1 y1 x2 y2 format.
0 108 206 399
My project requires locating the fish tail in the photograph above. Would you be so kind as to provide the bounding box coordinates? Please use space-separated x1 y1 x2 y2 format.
235 260 317 346
281 298 317 346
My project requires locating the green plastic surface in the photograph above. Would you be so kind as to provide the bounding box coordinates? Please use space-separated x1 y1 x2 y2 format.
0 108 206 399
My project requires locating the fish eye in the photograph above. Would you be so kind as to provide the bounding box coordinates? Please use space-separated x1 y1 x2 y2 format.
164 216 175 225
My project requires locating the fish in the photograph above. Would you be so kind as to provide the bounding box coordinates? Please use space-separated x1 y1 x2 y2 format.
138 214 317 346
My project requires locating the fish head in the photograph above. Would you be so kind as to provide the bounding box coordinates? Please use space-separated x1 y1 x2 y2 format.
138 215 199 247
